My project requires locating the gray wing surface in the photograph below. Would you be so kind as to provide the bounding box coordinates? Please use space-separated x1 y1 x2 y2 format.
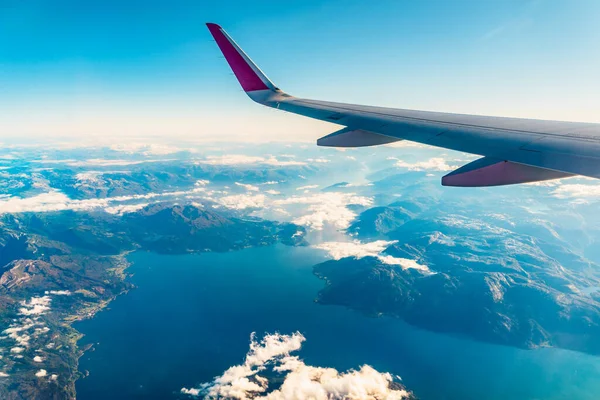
207 22 600 187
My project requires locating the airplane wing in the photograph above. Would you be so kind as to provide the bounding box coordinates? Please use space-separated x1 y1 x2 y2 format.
206 23 600 187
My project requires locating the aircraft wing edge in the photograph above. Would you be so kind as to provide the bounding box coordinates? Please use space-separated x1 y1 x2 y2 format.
206 22 600 185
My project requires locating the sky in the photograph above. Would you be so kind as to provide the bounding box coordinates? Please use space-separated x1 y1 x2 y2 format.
1 0 599 143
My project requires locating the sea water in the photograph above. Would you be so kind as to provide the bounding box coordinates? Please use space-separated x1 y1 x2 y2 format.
76 245 600 399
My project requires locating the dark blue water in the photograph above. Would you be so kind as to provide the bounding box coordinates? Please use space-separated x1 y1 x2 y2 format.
76 246 600 399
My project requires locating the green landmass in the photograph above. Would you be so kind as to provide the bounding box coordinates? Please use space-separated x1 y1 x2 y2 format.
0 203 306 399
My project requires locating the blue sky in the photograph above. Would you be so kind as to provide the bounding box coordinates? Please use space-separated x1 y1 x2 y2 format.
1 0 599 141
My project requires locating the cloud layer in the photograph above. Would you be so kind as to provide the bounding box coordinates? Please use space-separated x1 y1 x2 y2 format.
197 155 306 167
551 183 600 199
274 193 372 230
181 332 412 400
0 187 209 215
391 157 455 171
1 293 64 379
315 240 430 272
0 181 370 232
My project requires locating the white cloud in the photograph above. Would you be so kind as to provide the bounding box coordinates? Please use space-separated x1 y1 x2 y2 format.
198 155 306 167
265 190 280 195
35 158 173 167
181 332 411 400
181 388 201 396
110 143 189 155
35 369 47 377
0 192 88 214
19 296 51 316
0 187 209 215
0 372 8 377
315 240 430 272
1 296 54 349
551 184 600 199
3 293 63 354
217 194 267 210
386 141 427 148
75 172 103 183
306 158 330 163
45 290 71 296
394 157 455 171
274 193 372 230
235 182 260 192
75 158 175 166
33 356 43 362
214 190 370 230
104 203 149 215
3 321 37 347
296 185 319 191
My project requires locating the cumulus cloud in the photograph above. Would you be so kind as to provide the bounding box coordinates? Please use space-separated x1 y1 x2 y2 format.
181 388 201 396
73 158 176 166
181 332 411 400
274 193 372 230
0 192 90 214
551 184 600 199
198 155 306 167
235 182 260 192
104 203 150 215
393 157 455 171
4 321 37 347
36 158 173 167
296 185 319 191
2 295 55 349
75 172 103 184
217 194 267 210
19 296 51 316
0 187 209 215
44 290 71 296
385 141 426 148
306 158 330 163
35 369 47 377
315 240 429 272
2 293 64 363
109 143 190 155
213 189 371 231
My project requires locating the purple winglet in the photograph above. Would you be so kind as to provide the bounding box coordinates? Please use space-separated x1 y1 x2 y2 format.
206 23 269 92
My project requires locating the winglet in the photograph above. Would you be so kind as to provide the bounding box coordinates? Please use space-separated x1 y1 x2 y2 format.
206 23 277 93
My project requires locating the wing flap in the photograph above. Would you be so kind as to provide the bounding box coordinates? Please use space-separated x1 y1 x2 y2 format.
317 127 401 147
442 157 573 187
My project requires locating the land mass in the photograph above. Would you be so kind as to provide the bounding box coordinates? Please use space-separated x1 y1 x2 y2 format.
315 201 600 355
0 203 306 400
